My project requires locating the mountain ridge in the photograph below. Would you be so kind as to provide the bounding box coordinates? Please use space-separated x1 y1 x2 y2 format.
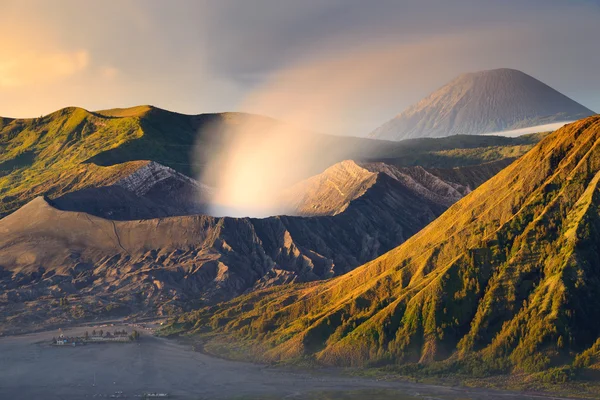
49 161 211 220
0 105 543 219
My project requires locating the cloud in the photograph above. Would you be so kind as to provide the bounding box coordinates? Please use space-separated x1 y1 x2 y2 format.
0 0 599 124
235 27 536 136
100 66 119 80
0 50 89 87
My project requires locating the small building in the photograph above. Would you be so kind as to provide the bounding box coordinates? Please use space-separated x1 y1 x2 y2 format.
55 332 68 345
53 332 85 346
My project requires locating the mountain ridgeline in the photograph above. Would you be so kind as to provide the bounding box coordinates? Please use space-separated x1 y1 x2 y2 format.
169 116 600 379
0 105 541 219
371 68 595 140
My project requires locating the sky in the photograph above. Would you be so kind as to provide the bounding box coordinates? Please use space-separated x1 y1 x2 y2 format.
1 0 599 136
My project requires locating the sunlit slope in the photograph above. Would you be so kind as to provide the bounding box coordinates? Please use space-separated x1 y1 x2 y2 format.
173 116 600 373
0 108 202 216
281 161 378 216
0 106 276 217
0 107 162 217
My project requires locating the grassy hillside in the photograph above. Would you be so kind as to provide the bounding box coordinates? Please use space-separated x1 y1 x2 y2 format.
0 107 149 217
0 106 272 217
166 116 600 389
368 132 547 168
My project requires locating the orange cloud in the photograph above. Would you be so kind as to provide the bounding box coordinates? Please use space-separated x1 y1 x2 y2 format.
0 50 89 87
100 66 119 80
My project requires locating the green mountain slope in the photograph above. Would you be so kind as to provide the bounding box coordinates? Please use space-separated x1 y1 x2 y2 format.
0 106 266 217
0 105 545 218
169 116 600 379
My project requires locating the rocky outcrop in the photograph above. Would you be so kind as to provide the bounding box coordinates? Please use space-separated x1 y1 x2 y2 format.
50 161 211 220
282 160 470 216
362 163 466 207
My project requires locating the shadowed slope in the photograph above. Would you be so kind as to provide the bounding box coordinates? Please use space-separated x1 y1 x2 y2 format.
171 116 600 376
281 160 468 216
281 161 378 216
49 161 211 220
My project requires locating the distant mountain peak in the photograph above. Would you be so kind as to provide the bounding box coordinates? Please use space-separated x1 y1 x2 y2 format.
459 67 525 77
371 68 596 140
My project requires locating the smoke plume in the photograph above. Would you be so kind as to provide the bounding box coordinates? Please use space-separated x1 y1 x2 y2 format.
195 32 519 217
